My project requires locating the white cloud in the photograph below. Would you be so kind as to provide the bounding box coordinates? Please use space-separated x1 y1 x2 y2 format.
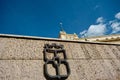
80 17 107 37
115 12 120 19
96 17 104 23
80 12 120 37
80 23 107 37
110 21 120 33
109 12 120 34
86 24 106 37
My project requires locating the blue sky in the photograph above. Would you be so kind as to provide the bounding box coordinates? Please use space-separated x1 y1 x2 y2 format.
0 0 120 38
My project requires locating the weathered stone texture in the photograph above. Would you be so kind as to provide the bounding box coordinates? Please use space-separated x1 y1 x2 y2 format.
0 60 45 80
0 37 120 80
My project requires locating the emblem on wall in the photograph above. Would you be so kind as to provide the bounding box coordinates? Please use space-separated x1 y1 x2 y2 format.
43 43 70 80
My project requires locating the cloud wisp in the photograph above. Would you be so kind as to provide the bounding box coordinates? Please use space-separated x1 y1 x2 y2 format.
96 17 104 23
80 12 120 38
115 12 120 19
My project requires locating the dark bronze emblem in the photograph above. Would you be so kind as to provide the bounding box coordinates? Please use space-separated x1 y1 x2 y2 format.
43 43 70 80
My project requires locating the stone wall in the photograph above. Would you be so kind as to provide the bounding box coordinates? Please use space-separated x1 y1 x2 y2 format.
0 36 120 80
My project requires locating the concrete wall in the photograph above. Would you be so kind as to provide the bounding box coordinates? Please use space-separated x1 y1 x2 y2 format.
0 35 120 80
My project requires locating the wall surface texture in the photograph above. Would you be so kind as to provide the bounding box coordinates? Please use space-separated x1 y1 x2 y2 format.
0 36 120 80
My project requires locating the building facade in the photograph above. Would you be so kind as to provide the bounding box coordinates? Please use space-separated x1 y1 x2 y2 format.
59 31 120 44
0 34 120 80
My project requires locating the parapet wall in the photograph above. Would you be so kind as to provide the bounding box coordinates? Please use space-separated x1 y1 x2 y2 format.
0 34 120 80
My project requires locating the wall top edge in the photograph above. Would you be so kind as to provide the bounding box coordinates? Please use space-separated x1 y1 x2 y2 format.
0 33 120 45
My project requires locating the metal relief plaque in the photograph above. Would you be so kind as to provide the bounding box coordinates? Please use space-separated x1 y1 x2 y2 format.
43 43 70 80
